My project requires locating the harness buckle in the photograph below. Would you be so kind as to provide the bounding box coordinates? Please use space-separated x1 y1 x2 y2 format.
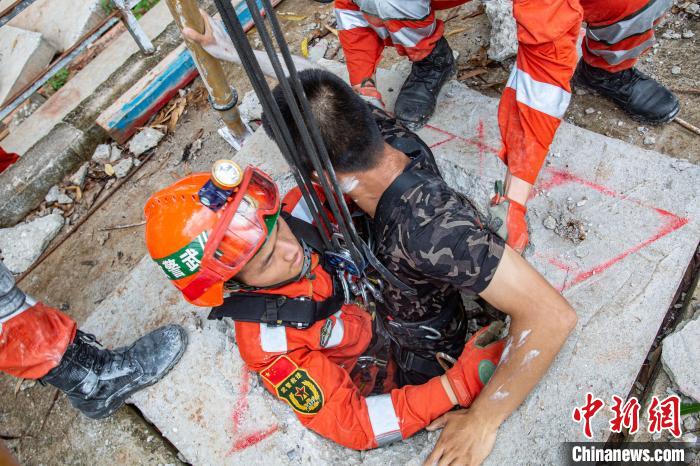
262 296 285 324
419 325 442 340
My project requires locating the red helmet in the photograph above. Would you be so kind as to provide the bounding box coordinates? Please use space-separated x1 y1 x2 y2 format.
144 161 280 307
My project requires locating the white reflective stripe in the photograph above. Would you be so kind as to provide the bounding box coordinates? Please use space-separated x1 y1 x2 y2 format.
354 0 430 20
587 0 671 45
388 22 436 48
506 67 570 119
0 299 33 324
365 394 402 446
335 8 369 30
291 197 313 223
260 324 287 353
325 311 345 348
584 36 655 66
370 24 389 40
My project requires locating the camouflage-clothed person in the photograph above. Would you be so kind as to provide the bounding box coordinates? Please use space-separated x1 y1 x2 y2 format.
368 105 505 385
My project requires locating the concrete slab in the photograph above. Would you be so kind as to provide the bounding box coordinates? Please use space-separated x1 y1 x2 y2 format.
2 0 173 156
8 0 108 52
83 64 700 465
0 25 56 106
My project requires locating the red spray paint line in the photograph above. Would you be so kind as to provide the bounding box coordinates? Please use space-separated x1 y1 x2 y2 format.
226 368 280 455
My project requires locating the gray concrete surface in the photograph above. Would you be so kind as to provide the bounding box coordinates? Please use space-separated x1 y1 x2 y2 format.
0 25 56 105
0 213 64 273
7 0 107 52
82 63 700 465
662 316 700 402
0 123 90 228
2 0 174 156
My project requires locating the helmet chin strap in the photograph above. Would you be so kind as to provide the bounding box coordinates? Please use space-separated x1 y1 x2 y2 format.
224 240 314 293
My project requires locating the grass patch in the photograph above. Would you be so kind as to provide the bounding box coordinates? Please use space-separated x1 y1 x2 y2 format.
47 68 70 92
100 0 115 15
133 0 160 19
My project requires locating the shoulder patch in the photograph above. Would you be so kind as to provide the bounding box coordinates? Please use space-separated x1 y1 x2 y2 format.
260 356 324 415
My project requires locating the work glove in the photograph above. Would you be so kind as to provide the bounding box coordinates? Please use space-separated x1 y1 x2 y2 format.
488 180 528 254
442 321 505 407
354 79 385 109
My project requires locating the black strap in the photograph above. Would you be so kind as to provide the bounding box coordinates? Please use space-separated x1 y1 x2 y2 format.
208 288 343 328
393 343 444 377
373 169 427 240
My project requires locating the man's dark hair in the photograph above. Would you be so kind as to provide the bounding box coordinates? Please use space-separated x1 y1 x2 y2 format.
262 69 384 174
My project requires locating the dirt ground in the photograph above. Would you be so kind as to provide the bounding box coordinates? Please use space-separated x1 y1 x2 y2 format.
1 0 698 464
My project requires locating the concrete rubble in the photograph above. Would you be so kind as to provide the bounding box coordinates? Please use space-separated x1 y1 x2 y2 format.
129 128 165 156
0 25 56 105
661 316 700 402
239 90 263 122
0 123 89 228
83 61 700 465
0 213 64 274
69 162 89 188
7 0 108 52
113 157 134 178
92 144 111 162
482 0 517 61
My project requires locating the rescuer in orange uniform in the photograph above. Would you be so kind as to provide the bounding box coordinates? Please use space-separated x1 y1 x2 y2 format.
144 161 505 450
0 260 187 419
333 0 678 255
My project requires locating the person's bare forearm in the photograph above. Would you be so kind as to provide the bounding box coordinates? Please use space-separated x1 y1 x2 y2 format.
476 246 577 426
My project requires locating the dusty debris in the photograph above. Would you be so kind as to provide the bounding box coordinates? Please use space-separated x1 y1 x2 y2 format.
113 158 134 179
483 0 517 61
110 145 123 163
238 90 263 122
585 107 596 115
661 316 700 402
308 38 329 62
45 185 60 203
0 213 64 274
553 216 587 243
92 143 111 162
69 162 89 189
643 135 656 145
543 216 557 230
129 128 164 156
671 65 681 75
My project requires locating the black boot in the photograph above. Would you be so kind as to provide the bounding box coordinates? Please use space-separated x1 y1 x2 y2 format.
395 36 455 130
573 60 680 124
41 325 187 419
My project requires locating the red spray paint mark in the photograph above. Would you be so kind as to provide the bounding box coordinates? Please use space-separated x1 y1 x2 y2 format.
424 122 500 157
533 167 689 291
226 368 279 455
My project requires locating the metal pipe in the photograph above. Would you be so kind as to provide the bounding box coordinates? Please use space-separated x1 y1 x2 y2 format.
164 0 249 141
113 0 155 54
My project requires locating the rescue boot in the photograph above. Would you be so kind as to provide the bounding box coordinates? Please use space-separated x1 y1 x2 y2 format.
441 322 505 407
41 325 187 419
395 37 455 129
573 60 680 124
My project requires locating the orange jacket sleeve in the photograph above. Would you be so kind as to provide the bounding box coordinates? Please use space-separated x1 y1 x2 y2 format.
498 0 583 184
235 306 453 450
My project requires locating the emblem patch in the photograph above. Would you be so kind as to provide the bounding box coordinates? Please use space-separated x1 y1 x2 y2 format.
319 318 334 348
261 356 324 415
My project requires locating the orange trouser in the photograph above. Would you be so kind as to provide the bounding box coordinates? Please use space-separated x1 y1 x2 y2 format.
0 303 75 379
236 304 454 450
336 0 669 186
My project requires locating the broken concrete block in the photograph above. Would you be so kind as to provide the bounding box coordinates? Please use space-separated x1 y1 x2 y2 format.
308 38 329 63
109 145 123 163
8 0 108 52
44 185 60 204
0 123 88 228
0 26 56 106
56 193 73 205
92 144 111 162
239 90 263 122
0 213 64 274
661 317 700 402
129 128 164 156
69 162 89 189
113 157 134 179
483 0 517 61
